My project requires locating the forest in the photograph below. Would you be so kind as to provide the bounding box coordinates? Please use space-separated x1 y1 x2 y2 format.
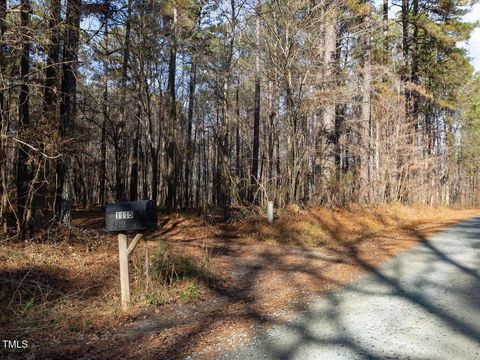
0 0 479 238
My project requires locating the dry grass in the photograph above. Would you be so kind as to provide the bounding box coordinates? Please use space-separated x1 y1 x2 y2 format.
0 226 119 340
238 204 478 251
0 222 221 342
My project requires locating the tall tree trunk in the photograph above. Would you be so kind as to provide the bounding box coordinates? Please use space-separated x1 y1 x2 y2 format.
129 111 140 201
192 113 199 196
149 133 159 205
100 10 109 206
360 0 372 199
411 0 420 197
268 99 275 187
197 112 206 209
115 0 131 202
194 114 201 209
401 0 409 66
235 83 241 180
398 0 411 200
43 0 61 113
0 0 8 226
35 0 62 228
411 0 419 132
99 116 106 205
401 0 412 124
16 0 31 236
285 75 296 203
166 7 177 210
250 0 261 203
268 76 279 200
319 5 337 201
184 57 197 208
140 141 148 200
150 145 158 205
219 0 236 217
56 0 81 224
220 84 231 212
383 0 389 61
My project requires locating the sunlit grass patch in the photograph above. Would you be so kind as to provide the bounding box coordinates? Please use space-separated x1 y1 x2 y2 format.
179 283 203 302
144 292 171 306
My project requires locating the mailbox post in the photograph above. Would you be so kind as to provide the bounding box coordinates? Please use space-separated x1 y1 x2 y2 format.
106 200 157 311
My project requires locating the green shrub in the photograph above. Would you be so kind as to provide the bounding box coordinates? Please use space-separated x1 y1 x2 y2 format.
144 293 170 306
179 283 202 302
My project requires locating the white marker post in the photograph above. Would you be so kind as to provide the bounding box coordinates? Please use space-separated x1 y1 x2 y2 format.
267 200 274 224
118 233 143 311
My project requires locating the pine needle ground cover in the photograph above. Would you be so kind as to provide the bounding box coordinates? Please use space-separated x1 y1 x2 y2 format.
0 205 477 359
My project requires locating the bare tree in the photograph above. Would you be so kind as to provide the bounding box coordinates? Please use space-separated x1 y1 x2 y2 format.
250 0 261 203
56 0 82 224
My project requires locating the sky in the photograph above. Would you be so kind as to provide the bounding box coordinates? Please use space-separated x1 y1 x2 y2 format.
462 4 480 71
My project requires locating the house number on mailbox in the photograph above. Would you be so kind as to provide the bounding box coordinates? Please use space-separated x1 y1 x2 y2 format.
115 210 134 220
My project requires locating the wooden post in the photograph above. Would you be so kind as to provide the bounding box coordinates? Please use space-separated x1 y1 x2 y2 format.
118 233 143 311
267 200 274 224
118 233 130 310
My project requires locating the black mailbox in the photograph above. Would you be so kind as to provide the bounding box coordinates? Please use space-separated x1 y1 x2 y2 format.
106 200 157 232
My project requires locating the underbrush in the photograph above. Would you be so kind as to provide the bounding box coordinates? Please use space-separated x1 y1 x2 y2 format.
130 240 217 306
0 237 119 339
0 226 221 340
238 203 478 249
151 241 215 286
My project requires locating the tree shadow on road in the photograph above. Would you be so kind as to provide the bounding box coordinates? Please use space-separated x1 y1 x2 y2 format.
239 215 480 360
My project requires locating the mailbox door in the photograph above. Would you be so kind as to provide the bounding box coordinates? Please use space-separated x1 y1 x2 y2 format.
106 200 157 232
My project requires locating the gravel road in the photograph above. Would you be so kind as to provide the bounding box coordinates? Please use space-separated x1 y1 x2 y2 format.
220 216 480 360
